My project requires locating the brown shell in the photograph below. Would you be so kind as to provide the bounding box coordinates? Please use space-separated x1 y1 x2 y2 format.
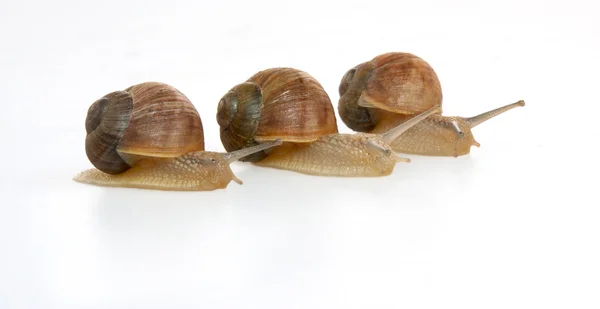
118 82 204 157
85 91 134 174
360 52 442 114
217 68 337 162
251 68 338 141
338 52 442 133
85 82 204 174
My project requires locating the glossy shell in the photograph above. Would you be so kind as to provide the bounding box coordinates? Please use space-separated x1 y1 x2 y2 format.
338 52 442 132
217 68 338 161
85 82 204 174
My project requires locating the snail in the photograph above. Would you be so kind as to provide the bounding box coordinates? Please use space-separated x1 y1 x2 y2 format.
216 68 440 177
73 82 281 191
338 52 525 157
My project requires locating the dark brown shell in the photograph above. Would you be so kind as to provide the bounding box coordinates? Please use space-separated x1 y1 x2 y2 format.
338 52 442 132
85 91 133 174
217 68 338 162
85 82 204 174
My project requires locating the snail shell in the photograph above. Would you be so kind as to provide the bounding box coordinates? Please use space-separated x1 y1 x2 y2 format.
216 68 338 162
85 82 204 174
338 52 442 132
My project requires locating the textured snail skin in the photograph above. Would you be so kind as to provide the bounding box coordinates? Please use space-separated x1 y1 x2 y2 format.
74 152 241 191
254 135 397 177
367 101 525 156
369 112 477 157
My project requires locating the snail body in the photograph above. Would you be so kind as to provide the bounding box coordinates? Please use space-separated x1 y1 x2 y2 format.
217 68 440 177
338 52 525 157
74 82 280 191
254 133 399 177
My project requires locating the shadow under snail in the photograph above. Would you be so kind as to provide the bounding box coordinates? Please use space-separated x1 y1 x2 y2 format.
338 52 525 157
216 67 440 177
73 82 281 191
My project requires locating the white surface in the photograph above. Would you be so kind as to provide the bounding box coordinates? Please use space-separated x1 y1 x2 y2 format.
1 0 599 308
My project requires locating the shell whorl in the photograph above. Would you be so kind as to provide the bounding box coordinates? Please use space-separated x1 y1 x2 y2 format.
85 91 134 174
338 52 443 132
338 62 377 132
217 82 265 162
217 68 338 162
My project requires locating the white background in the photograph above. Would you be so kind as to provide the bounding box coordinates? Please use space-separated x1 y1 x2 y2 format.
1 0 598 308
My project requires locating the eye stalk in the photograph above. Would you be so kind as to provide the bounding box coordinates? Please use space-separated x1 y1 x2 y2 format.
220 139 283 163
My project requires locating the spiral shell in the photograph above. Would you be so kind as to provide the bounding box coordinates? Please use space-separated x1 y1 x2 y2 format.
85 82 204 174
217 68 337 162
338 52 442 132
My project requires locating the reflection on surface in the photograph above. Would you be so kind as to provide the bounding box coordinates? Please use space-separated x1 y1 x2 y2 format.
14 154 487 308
